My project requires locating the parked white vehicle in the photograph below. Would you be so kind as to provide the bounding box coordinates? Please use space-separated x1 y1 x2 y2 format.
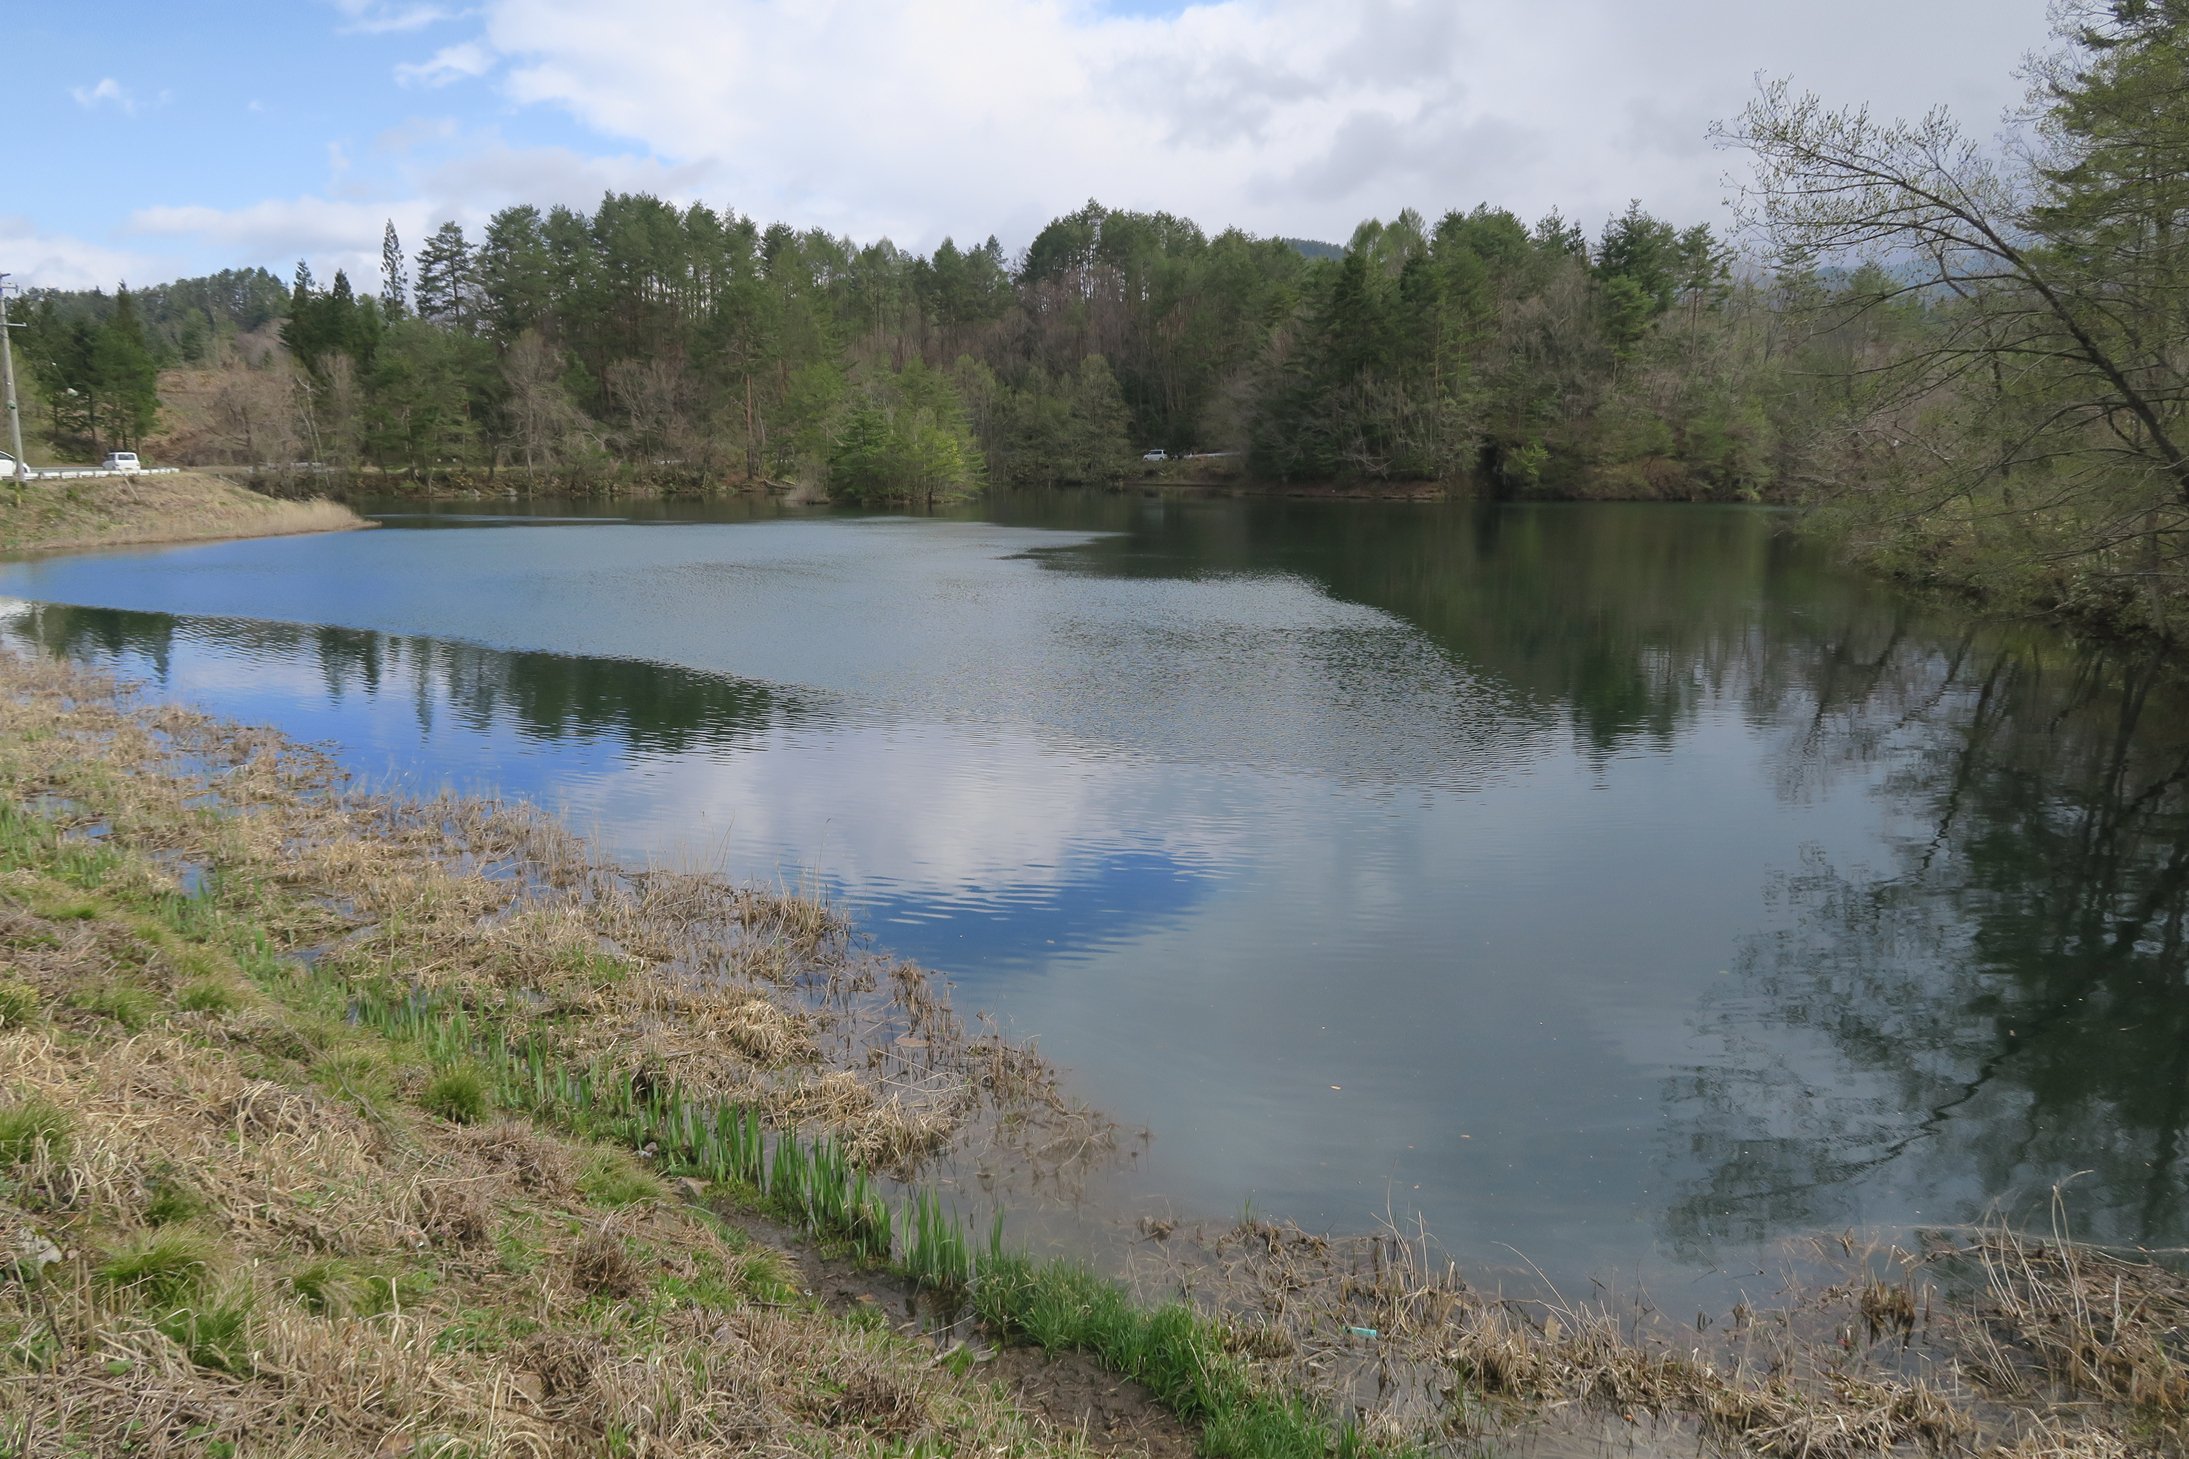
1141 448 1168 462
99 451 143 474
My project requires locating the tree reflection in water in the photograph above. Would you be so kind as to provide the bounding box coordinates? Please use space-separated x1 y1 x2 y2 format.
1665 624 2189 1256
3 602 804 757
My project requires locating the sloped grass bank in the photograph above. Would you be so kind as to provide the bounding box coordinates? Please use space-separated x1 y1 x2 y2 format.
0 471 366 555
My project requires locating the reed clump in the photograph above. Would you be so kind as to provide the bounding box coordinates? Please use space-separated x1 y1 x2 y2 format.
1940 1199 2189 1435
1123 1208 2189 1459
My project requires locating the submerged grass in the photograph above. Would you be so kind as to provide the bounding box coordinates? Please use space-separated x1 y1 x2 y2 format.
1944 1194 2189 1431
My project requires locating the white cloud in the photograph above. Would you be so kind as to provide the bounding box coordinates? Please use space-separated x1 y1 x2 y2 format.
416 140 717 208
120 141 711 283
130 197 404 283
558 719 1242 898
410 0 2058 249
395 40 495 87
70 77 137 114
0 217 155 290
53 0 2062 290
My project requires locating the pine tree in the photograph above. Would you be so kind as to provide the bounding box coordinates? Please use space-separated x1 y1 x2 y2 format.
414 222 477 329
480 205 554 340
380 221 409 319
93 287 160 452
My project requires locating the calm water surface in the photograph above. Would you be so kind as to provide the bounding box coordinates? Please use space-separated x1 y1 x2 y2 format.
5 495 2185 1293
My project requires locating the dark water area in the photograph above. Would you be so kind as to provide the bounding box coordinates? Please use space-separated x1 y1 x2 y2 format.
4 495 2186 1297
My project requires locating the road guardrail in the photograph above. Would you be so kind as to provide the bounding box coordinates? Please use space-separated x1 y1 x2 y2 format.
13 466 184 481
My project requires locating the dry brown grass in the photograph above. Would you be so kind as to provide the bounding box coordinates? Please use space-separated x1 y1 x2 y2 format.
1934 1195 2189 1434
1121 1205 2189 1459
0 1014 1085 1455
0 471 367 554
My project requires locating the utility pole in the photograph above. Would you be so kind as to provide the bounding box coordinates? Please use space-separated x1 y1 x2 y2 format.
0 274 26 485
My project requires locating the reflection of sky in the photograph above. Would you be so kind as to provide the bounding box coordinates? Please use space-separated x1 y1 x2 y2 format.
851 846 1223 973
5 587 1893 1289
9 507 2177 1295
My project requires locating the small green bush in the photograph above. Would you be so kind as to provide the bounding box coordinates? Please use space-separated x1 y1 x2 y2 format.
310 1046 396 1116
177 977 243 1015
155 1292 254 1373
0 1097 70 1166
421 1064 490 1125
285 1257 433 1317
0 980 38 1027
353 1265 436 1317
65 979 157 1030
285 1257 352 1315
574 1148 665 1209
98 1228 217 1306
143 1168 205 1226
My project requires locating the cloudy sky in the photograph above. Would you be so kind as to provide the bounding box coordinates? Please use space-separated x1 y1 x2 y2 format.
18 0 2054 291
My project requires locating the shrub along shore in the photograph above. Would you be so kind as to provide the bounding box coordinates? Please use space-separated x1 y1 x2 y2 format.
1 646 2184 1458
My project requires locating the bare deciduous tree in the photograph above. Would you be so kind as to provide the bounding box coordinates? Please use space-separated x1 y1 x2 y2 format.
1717 17 2189 631
502 330 589 472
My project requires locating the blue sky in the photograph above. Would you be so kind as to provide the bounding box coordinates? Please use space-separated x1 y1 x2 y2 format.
18 0 2055 291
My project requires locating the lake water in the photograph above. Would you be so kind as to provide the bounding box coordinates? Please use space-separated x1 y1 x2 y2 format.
5 495 2186 1294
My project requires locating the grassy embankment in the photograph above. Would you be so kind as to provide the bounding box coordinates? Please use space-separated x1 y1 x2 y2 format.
0 648 1378 1458
0 472 366 555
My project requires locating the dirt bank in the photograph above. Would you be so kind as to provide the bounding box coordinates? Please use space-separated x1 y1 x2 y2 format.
0 471 368 555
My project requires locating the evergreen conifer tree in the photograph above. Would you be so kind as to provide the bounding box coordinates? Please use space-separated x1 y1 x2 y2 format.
93 287 160 451
414 222 477 329
381 221 409 319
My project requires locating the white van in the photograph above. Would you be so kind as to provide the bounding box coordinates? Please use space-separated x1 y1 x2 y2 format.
100 451 142 474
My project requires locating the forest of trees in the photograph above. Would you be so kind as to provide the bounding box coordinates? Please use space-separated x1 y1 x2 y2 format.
15 193 1789 505
12 3 2188 635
